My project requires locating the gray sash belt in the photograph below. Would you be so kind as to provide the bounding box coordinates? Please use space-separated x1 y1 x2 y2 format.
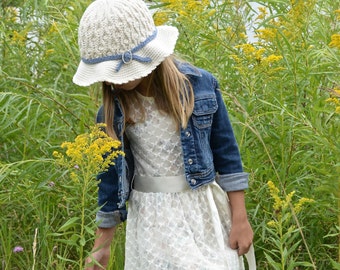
133 175 190 193
133 174 257 269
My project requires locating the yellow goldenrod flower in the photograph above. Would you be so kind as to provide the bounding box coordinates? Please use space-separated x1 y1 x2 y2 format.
294 197 314 214
254 48 266 61
11 30 26 44
262 54 283 66
326 87 340 113
154 11 169 26
179 10 188 17
255 28 277 42
156 0 211 23
335 10 340 20
267 220 277 227
329 34 340 49
235 43 256 55
207 9 216 17
267 181 282 211
230 54 241 62
238 32 248 40
53 151 63 159
48 21 59 34
55 124 124 176
70 172 79 183
256 7 268 20
268 181 314 215
287 225 296 234
45 49 55 56
283 191 296 209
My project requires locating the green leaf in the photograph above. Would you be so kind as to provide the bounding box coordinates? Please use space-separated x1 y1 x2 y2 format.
264 252 281 270
58 217 80 232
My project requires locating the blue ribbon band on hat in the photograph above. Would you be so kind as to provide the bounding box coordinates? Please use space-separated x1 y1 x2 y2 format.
82 29 158 72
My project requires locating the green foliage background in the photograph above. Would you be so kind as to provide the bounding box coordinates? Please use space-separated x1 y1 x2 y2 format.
0 0 339 269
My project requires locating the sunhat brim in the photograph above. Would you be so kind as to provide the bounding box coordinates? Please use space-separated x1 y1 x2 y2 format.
73 25 179 87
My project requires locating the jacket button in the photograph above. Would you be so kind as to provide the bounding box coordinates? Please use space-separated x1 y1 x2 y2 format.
188 158 193 165
185 131 191 137
190 179 196 185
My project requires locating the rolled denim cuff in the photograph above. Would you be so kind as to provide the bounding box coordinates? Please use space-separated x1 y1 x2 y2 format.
96 209 127 228
216 172 249 191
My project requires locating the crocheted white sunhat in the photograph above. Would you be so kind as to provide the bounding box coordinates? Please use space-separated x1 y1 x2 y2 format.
73 0 179 86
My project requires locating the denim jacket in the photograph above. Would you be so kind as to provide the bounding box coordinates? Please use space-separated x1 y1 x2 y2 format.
95 62 248 228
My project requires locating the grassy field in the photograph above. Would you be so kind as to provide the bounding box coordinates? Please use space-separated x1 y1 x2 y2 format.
1 0 339 269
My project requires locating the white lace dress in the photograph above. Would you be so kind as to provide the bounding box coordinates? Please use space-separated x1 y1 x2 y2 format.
124 93 244 270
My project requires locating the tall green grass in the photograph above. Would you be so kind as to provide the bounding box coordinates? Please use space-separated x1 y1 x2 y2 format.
158 0 339 268
1 0 339 269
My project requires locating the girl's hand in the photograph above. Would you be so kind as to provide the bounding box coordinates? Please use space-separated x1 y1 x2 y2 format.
85 227 116 270
85 246 111 270
229 217 253 256
226 190 254 256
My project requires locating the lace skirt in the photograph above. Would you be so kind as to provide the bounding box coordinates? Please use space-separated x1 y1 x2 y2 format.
124 177 244 270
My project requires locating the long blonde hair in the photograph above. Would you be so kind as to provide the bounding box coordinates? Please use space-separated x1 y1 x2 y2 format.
102 56 194 140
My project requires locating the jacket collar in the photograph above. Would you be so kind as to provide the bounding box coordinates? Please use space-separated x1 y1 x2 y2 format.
176 61 202 77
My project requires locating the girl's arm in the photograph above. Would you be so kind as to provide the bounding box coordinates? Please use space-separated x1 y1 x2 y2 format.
85 227 116 270
227 190 253 256
205 77 253 254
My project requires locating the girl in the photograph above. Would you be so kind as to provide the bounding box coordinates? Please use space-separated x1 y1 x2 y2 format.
73 0 255 269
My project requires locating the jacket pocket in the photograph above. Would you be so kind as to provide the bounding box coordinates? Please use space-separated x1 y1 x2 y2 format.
192 96 218 129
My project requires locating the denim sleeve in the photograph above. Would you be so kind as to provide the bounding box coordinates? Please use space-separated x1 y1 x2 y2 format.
96 163 127 228
210 80 248 191
95 106 127 228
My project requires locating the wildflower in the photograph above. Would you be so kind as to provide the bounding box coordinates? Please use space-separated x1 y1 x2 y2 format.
255 28 277 42
267 181 282 211
235 43 256 55
55 124 124 175
282 190 296 209
45 49 55 56
267 220 277 227
254 48 266 61
11 30 26 44
70 172 79 183
207 9 216 17
225 26 233 35
230 54 241 63
256 7 268 20
153 11 169 26
294 197 314 214
179 10 188 17
329 34 340 49
335 10 340 20
326 87 340 114
262 54 283 65
13 246 24 253
155 0 210 23
238 32 247 40
53 151 63 159
48 21 58 34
